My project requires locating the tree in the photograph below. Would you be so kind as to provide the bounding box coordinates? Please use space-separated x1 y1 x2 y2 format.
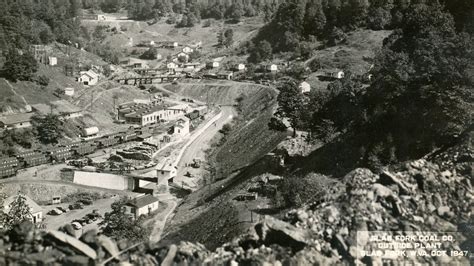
2 50 38 82
139 47 158 60
101 0 122 13
284 63 309 80
32 114 63 144
247 40 272 63
259 40 273 61
223 29 234 47
367 7 392 30
363 3 473 159
217 29 234 48
0 184 5 225
100 198 150 243
275 80 305 137
227 3 244 22
188 50 201 61
4 194 32 229
303 0 326 36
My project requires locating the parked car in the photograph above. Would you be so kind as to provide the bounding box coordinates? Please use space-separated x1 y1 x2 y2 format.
69 202 84 210
47 208 63 215
71 222 82 230
57 206 68 213
79 198 93 205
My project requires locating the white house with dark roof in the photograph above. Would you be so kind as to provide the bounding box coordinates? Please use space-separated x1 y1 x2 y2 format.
77 70 99 85
3 195 43 224
124 195 159 219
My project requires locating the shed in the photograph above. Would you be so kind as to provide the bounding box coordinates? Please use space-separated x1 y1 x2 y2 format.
82 127 99 137
48 57 57 66
299 81 311 94
64 87 74 96
77 70 99 86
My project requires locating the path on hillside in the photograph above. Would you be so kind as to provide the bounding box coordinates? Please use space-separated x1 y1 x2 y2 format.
148 200 177 242
3 79 29 106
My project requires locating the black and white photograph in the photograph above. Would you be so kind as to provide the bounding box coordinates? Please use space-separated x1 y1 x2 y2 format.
0 0 472 265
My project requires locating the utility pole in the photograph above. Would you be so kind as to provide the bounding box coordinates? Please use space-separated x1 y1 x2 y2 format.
90 91 94 109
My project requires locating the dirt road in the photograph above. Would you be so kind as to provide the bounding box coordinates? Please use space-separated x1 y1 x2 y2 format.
174 106 236 188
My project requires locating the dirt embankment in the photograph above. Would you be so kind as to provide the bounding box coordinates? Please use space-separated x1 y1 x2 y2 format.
160 82 287 249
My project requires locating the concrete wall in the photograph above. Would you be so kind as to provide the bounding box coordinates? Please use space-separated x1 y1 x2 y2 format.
73 171 133 190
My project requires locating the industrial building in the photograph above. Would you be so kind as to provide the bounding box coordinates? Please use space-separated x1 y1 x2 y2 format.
117 102 188 126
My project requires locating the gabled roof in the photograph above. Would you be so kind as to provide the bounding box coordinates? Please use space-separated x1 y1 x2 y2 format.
3 195 42 214
32 100 81 116
126 195 158 208
81 70 99 79
0 113 34 125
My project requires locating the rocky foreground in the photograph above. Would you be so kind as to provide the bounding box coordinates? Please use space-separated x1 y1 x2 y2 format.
0 152 472 265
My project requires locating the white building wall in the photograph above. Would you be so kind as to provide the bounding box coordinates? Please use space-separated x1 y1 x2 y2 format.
73 171 132 190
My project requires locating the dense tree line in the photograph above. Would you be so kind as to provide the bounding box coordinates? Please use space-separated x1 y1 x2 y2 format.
249 0 474 61
0 0 81 51
274 2 473 169
89 0 283 22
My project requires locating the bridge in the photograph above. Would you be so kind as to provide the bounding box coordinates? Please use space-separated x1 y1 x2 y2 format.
116 75 183 85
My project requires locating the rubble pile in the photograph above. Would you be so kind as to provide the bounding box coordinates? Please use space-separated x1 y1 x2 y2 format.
0 156 472 265
284 159 473 264
116 145 156 161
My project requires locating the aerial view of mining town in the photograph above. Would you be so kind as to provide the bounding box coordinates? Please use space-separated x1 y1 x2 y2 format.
0 0 472 265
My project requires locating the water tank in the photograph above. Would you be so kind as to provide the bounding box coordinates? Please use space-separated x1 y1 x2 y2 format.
82 126 99 136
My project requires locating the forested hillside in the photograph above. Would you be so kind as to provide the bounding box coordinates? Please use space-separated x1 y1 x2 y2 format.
0 0 81 50
266 1 473 174
247 0 474 61
83 0 284 22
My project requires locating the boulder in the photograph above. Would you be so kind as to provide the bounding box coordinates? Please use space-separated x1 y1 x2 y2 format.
255 216 311 252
